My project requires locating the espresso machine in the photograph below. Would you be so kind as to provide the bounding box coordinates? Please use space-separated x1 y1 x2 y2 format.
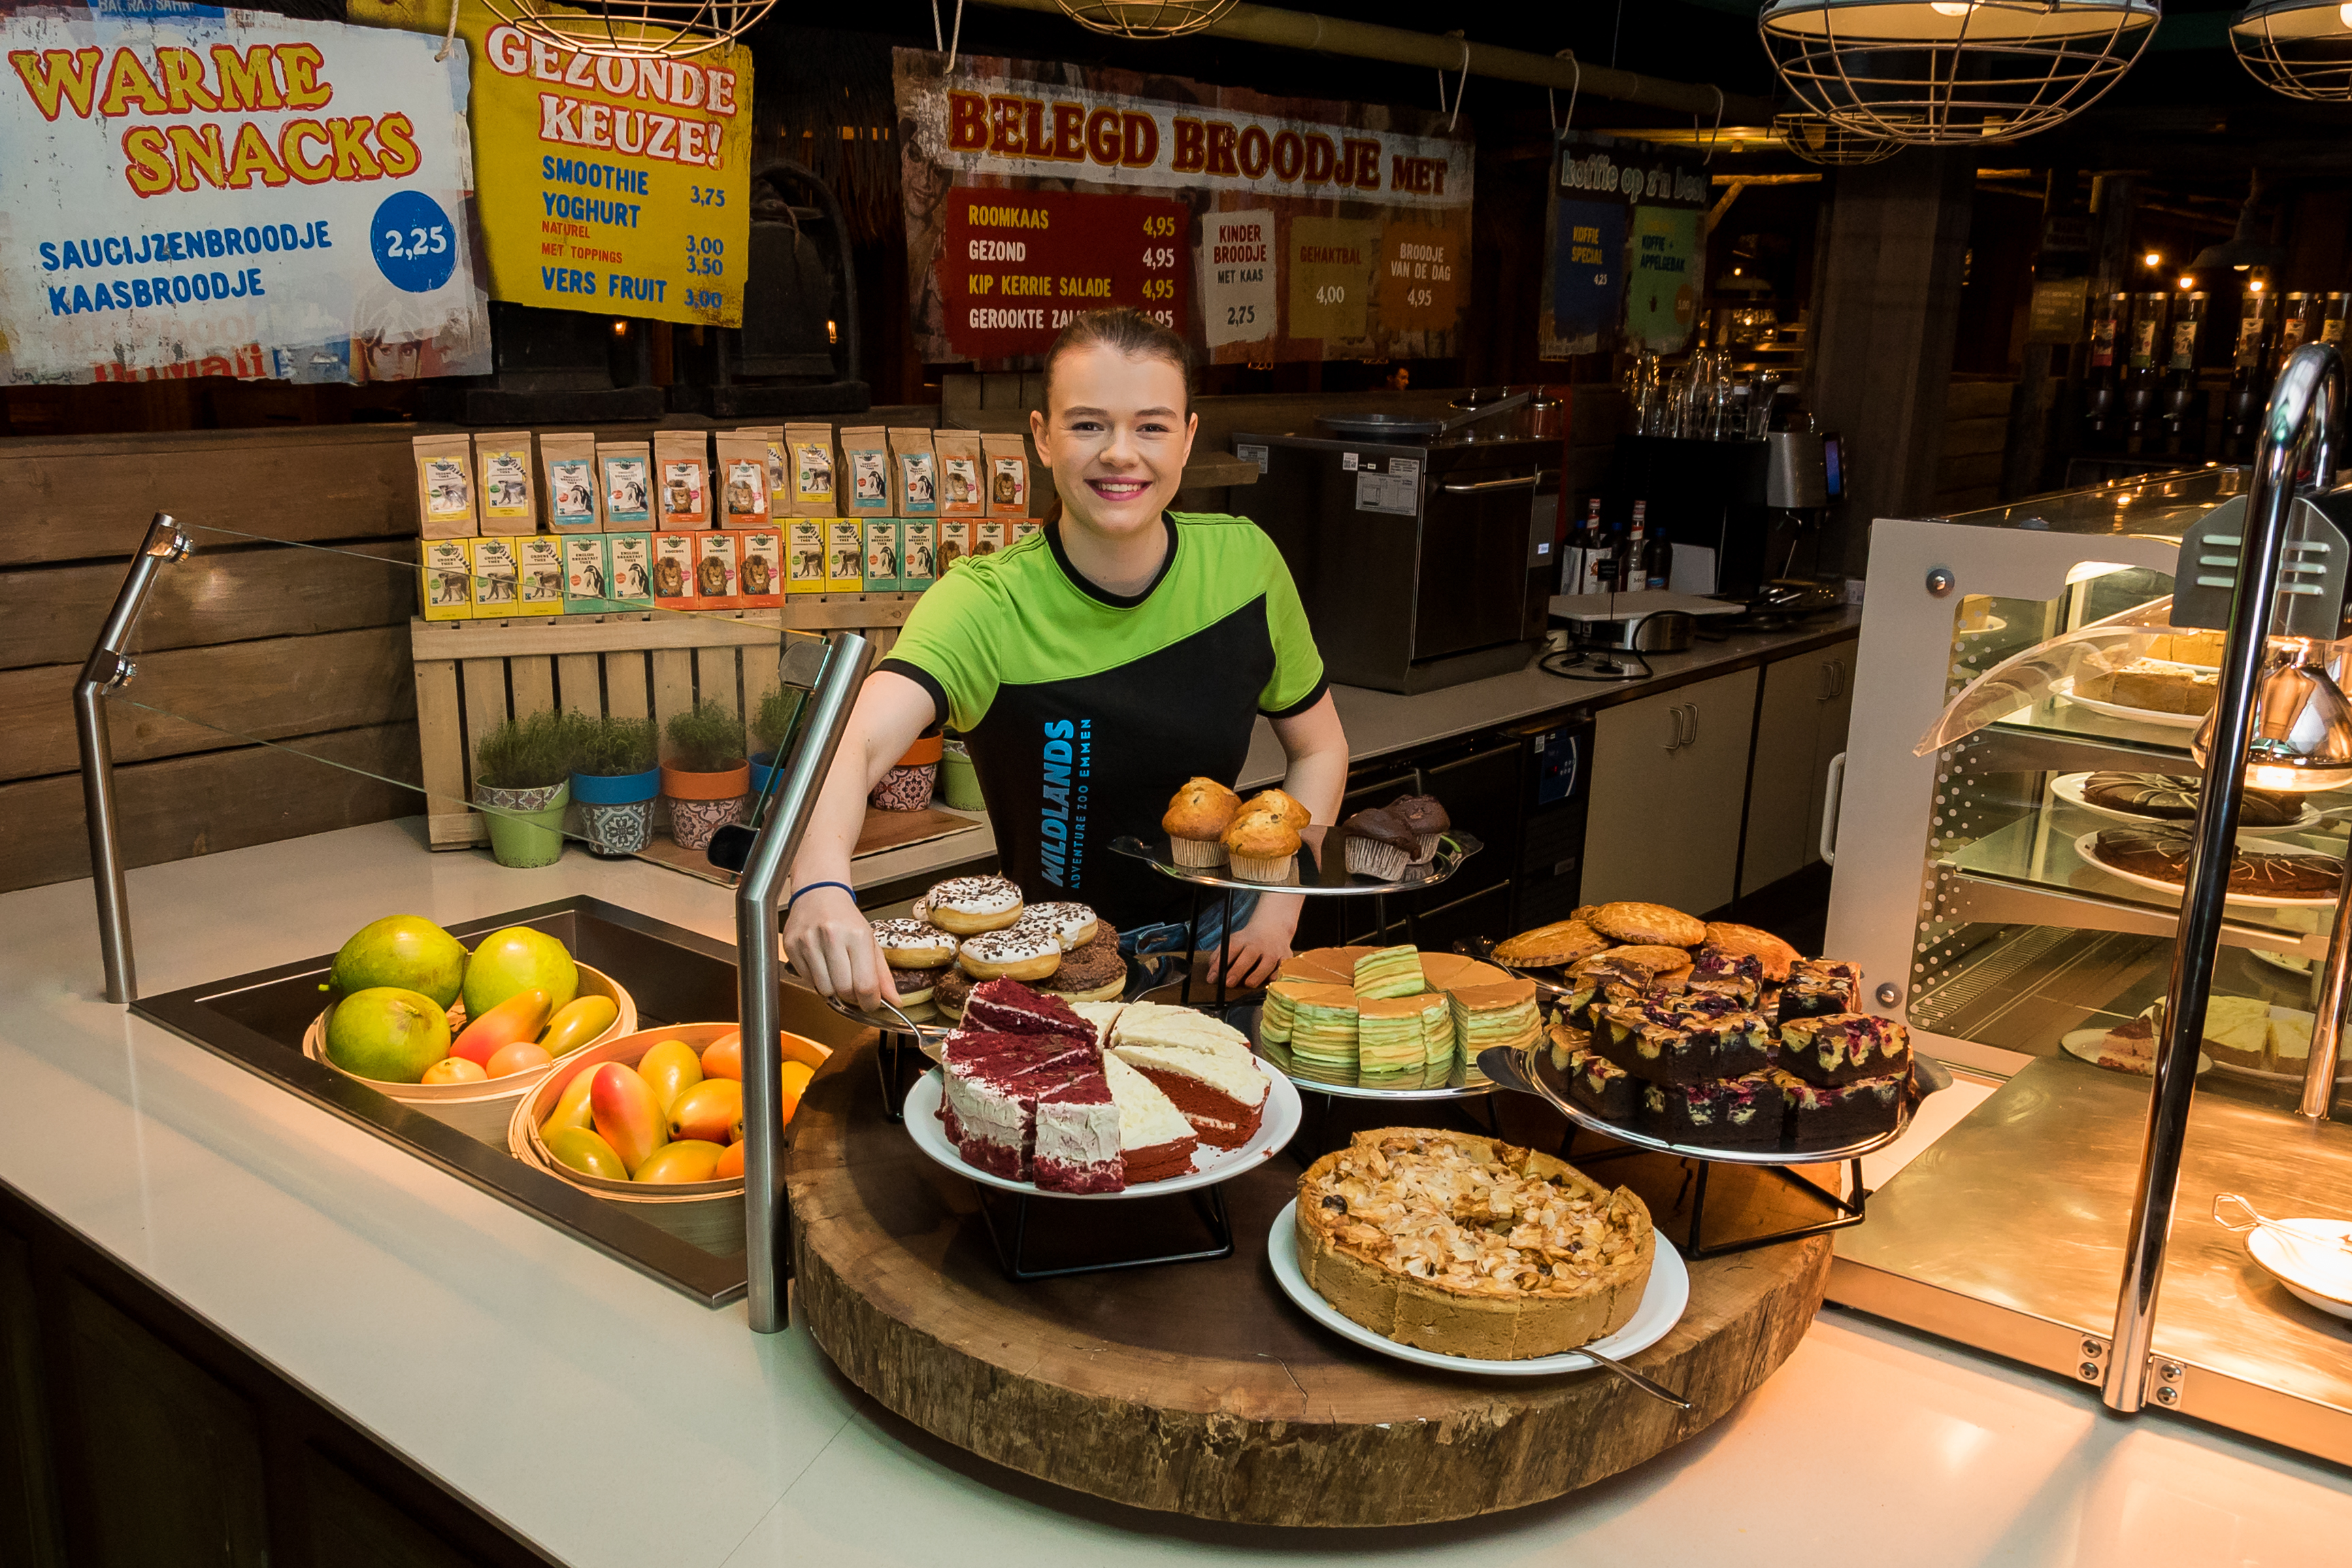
1597 427 1836 602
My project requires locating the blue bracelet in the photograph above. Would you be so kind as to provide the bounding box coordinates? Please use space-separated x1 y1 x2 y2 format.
788 880 857 912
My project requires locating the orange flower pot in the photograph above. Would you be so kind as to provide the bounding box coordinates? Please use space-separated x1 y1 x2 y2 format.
661 761 752 851
661 762 751 800
896 734 944 767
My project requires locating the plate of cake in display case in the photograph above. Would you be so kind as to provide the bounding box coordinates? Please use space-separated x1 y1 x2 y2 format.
2051 771 2323 833
2074 831 2345 908
1268 1128 1689 1376
904 982 1302 1199
2054 669 2212 731
1251 944 1538 1099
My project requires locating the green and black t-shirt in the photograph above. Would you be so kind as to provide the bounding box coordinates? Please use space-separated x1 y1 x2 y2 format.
878 512 1327 927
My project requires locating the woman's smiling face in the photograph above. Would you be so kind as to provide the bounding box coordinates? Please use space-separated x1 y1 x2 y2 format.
1033 343 1198 544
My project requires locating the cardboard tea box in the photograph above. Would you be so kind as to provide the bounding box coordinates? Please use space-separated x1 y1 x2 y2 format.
418 538 473 620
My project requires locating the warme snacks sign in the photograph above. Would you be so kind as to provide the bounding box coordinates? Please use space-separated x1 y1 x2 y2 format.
897 50 1472 365
1 3 488 384
351 0 752 329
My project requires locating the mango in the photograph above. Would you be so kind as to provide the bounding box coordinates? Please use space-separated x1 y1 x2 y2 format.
329 915 467 1008
486 1040 554 1078
636 1039 703 1114
633 1140 726 1184
699 1031 742 1082
546 1127 629 1181
420 1056 487 1086
713 1141 745 1180
450 987 551 1066
462 927 578 1019
324 988 450 1084
540 1062 599 1139
667 1078 742 1145
590 1063 665 1174
537 995 617 1058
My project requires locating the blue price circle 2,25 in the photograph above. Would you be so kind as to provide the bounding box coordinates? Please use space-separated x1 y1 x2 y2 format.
370 191 457 293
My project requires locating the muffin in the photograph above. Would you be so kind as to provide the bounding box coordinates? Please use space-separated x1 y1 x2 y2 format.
1387 795 1451 862
1223 807 1302 883
1242 787 1312 831
1163 776 1242 868
1340 807 1419 882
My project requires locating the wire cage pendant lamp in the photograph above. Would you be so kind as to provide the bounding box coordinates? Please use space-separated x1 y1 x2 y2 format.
1054 0 1240 39
2232 0 2352 100
1774 108 1904 163
476 0 773 59
1759 0 2162 146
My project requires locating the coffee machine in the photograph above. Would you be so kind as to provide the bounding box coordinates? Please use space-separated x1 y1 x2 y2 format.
1597 427 1836 601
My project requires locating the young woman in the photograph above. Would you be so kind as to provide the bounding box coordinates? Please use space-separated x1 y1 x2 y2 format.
784 308 1348 1009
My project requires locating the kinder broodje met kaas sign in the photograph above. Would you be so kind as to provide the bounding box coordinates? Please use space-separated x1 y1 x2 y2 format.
1 5 486 384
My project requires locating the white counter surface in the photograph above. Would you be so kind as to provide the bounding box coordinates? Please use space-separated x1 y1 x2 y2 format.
3 818 2346 1567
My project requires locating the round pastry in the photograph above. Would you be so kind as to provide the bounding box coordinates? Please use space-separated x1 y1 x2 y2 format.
1587 901 1707 949
1494 919 1611 970
957 925 1063 982
933 965 972 1020
1340 807 1419 881
1386 794 1452 861
870 916 956 969
1017 901 1099 951
1570 944 1691 983
1700 922 1803 984
885 960 950 1007
1223 808 1302 883
2081 771 2305 829
1242 787 1312 831
1037 929 1127 1002
1163 778 1242 867
923 875 1024 936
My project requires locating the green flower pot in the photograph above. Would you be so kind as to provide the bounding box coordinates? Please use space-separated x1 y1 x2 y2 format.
475 780 570 868
940 740 985 812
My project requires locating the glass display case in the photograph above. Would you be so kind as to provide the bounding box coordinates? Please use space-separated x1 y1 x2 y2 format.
1823 466 2352 1467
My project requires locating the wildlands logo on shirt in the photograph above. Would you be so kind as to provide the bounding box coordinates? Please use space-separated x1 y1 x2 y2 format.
1038 717 1091 887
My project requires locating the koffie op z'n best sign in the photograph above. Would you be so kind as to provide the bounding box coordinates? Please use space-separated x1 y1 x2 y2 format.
895 50 1472 365
1 5 488 384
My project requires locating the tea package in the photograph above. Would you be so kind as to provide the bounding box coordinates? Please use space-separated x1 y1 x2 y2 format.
597 441 653 529
786 518 827 596
900 519 938 591
714 432 772 527
738 528 782 607
827 518 865 592
935 429 983 516
471 535 520 615
984 432 1031 518
516 535 568 613
974 519 1007 560
564 535 613 614
418 538 472 619
1011 520 1042 547
651 531 698 610
864 518 901 593
889 427 939 515
936 517 970 573
738 427 787 520
786 422 840 516
695 530 743 610
654 430 712 529
608 533 655 610
841 425 891 514
541 433 602 533
412 435 478 539
474 431 536 529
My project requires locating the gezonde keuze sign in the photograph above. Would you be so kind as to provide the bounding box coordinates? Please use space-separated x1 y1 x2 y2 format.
1 3 489 384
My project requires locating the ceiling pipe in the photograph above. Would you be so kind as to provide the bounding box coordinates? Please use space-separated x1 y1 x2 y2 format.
959 0 1777 124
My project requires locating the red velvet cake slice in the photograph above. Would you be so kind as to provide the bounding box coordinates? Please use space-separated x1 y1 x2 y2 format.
1031 1070 1125 1193
939 1030 1099 1180
961 978 1092 1037
1102 1054 1198 1183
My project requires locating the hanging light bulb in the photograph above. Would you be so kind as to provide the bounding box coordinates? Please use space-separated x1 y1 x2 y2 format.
2234 1 2352 99
2191 641 2352 791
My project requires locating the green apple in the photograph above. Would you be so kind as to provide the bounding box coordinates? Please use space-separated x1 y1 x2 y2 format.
328 915 467 1009
324 988 450 1084
461 926 578 1018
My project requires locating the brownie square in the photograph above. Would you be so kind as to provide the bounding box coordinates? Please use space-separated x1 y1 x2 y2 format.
1565 1048 1639 1122
1565 975 1650 1029
1685 1010 1776 1078
1688 946 1763 1007
1593 1003 1711 1085
1773 1068 1906 1146
1639 1073 1786 1149
1775 977 1853 1028
1778 1013 1912 1086
1669 989 1749 1023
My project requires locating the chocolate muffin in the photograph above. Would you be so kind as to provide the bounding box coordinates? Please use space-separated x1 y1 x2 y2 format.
1385 794 1451 861
1340 807 1420 881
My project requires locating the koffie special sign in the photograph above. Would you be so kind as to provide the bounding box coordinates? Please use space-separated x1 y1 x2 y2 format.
896 49 1473 365
1 5 488 384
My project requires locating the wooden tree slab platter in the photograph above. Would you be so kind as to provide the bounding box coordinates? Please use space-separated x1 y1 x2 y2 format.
786 1035 1832 1527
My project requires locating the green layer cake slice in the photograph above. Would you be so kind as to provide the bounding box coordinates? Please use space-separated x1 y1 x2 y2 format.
1286 984 1361 1081
1351 944 1426 1001
1448 978 1541 1088
1417 990 1457 1075
1355 996 1427 1078
1260 978 1313 1046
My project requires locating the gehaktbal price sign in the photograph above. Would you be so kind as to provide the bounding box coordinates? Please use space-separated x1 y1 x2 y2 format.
939 186 1188 359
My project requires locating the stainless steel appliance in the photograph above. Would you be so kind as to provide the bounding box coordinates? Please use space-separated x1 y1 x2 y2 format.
1233 426 1555 693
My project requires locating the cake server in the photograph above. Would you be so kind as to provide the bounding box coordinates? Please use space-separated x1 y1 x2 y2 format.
2214 1192 2352 1260
1579 1347 1691 1409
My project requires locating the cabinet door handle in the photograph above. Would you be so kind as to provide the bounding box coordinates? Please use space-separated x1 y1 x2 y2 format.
1817 661 1834 702
1684 704 1700 747
1834 661 1846 698
1663 705 1683 752
1821 751 1849 864
1440 471 1540 493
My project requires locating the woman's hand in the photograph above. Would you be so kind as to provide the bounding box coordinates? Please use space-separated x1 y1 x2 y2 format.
1204 895 1301 990
784 884 897 1011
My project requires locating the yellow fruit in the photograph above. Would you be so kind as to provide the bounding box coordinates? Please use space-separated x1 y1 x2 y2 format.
420 1056 488 1086
714 1141 745 1180
537 995 617 1058
486 1040 554 1078
591 1064 665 1174
700 1031 742 1082
450 987 551 1067
635 1039 703 1114
546 1127 628 1181
540 1062 599 1139
633 1141 726 1184
667 1078 742 1145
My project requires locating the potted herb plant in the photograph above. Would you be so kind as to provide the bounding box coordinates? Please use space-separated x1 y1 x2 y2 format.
473 710 577 868
569 716 660 857
661 699 751 850
749 684 806 797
